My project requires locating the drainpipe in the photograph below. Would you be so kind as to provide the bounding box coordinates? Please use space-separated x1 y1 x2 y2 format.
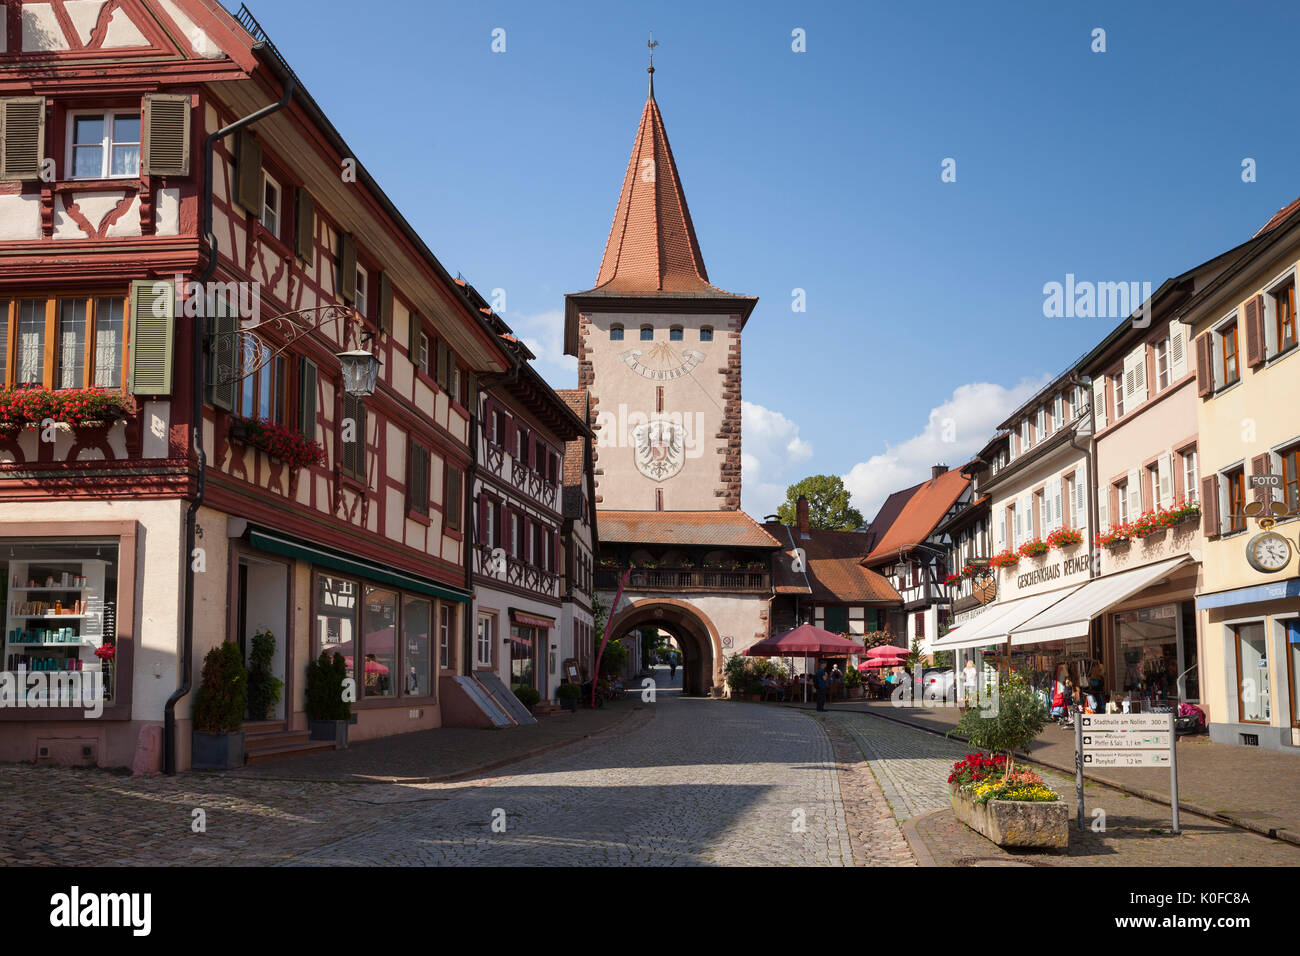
1066 375 1099 584
467 359 522 673
164 68 295 775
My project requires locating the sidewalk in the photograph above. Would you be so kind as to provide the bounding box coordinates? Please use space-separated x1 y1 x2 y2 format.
784 698 1300 846
234 698 647 783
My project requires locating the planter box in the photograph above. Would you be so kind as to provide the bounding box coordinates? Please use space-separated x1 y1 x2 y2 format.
308 719 349 750
950 785 1067 849
192 731 245 770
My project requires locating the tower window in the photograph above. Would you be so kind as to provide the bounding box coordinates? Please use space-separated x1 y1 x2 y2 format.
669 326 683 341
700 326 713 342
639 325 653 341
610 324 624 341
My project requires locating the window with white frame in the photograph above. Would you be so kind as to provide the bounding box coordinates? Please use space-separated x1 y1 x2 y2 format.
355 265 369 318
1052 393 1063 431
1214 315 1240 389
475 614 494 668
418 331 429 375
261 172 281 238
1116 479 1130 524
1154 338 1170 390
69 111 141 180
1183 448 1198 503
1113 372 1125 418
1264 270 1297 359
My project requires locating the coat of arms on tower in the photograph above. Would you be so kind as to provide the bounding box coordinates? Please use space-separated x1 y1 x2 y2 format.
632 419 685 481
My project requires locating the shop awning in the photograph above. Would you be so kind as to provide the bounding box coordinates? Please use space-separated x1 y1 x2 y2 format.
1011 556 1190 647
510 609 556 629
934 587 1083 650
1195 577 1300 610
247 528 471 603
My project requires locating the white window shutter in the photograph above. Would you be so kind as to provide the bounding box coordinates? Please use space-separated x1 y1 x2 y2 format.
1053 478 1063 530
998 510 1006 548
1098 483 1109 529
1123 350 1137 402
1092 378 1107 430
1130 345 1148 402
1074 469 1086 527
1159 453 1173 508
1127 467 1143 516
1169 322 1187 380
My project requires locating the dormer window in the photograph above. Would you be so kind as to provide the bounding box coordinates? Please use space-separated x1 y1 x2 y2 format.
610 324 624 341
640 325 653 341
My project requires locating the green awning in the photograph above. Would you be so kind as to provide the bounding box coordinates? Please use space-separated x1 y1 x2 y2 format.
248 528 471 603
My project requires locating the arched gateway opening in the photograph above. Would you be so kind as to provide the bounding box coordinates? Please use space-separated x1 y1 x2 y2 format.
606 599 721 697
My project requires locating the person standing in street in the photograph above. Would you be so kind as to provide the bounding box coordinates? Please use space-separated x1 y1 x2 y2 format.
815 661 828 712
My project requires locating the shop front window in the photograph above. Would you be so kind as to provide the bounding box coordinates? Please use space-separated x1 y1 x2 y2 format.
1288 620 1300 728
314 574 357 686
1008 637 1093 705
1234 622 1270 724
1114 603 1186 706
510 624 537 689
362 588 397 698
2 538 120 707
403 597 431 697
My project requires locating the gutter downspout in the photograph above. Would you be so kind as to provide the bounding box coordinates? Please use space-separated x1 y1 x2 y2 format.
467 359 522 674
164 69 295 775
1066 375 1099 584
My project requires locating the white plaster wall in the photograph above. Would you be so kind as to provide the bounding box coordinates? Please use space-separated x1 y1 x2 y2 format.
0 193 41 241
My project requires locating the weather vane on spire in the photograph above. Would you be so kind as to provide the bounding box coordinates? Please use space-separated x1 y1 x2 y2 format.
647 30 658 96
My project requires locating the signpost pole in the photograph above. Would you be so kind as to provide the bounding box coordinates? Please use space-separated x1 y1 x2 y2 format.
1074 716 1085 831
1168 711 1180 834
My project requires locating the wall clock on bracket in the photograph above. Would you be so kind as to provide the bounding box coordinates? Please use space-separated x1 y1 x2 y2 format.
1246 530 1293 573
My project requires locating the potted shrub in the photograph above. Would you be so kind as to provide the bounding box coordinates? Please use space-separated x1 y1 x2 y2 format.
192 642 248 770
556 681 581 713
513 684 542 713
947 671 1066 848
305 650 351 749
844 666 863 698
245 630 284 722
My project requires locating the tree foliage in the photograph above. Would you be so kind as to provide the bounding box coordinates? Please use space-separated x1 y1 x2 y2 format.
949 671 1048 780
776 475 864 531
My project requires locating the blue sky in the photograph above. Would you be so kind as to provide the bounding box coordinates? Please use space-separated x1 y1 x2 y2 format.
236 0 1300 518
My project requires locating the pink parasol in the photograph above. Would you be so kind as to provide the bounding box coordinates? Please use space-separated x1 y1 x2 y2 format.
867 644 909 657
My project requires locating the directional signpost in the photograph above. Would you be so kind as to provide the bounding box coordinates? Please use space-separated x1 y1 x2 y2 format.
1073 712 1179 832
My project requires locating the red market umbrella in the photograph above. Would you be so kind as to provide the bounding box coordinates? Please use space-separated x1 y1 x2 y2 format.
744 623 866 657
862 656 907 669
365 660 389 674
867 644 909 657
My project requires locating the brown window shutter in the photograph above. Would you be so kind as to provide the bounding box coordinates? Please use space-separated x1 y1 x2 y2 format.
0 96 46 181
142 94 191 177
1251 453 1271 504
1244 295 1266 368
338 233 357 303
294 189 315 262
378 273 393 334
446 467 462 531
235 130 262 215
1201 475 1220 536
1194 333 1213 397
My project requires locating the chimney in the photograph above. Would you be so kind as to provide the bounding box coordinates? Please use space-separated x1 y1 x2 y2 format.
931 464 948 480
796 495 810 534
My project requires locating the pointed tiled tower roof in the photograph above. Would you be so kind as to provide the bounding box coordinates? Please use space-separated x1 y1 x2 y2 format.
564 67 757 355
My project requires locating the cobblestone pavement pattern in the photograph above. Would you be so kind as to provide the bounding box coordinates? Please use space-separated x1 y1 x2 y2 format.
289 690 855 866
827 710 1300 866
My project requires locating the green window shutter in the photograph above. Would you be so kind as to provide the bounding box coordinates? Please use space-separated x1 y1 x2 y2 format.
294 189 315 262
142 94 190 177
407 311 421 363
129 279 175 395
341 394 366 480
445 467 462 531
298 357 318 438
378 273 393 335
467 373 479 416
436 340 449 390
207 299 237 411
0 97 46 182
235 130 262 215
338 233 357 303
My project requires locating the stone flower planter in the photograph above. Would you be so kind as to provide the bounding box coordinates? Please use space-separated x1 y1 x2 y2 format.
950 784 1067 849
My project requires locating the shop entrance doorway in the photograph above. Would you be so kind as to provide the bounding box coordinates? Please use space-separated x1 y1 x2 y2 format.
236 555 289 722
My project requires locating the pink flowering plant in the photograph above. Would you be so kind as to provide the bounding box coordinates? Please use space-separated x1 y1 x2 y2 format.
231 415 326 469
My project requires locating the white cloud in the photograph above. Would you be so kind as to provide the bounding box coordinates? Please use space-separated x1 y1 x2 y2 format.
511 309 577 389
841 376 1051 520
742 400 813 519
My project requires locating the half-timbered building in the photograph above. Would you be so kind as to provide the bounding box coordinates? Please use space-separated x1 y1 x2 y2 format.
0 1 514 769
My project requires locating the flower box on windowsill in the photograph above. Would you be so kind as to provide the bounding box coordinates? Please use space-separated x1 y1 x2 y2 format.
228 416 326 470
1103 538 1131 551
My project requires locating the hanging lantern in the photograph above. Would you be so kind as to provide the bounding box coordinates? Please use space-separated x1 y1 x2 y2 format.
336 349 381 397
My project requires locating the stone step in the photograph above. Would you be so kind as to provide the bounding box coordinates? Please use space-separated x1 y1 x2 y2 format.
243 739 336 765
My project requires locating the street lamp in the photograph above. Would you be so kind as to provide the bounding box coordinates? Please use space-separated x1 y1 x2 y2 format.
336 348 381 397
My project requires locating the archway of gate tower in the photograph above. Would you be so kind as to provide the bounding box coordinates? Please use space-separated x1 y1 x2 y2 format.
606 599 720 697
